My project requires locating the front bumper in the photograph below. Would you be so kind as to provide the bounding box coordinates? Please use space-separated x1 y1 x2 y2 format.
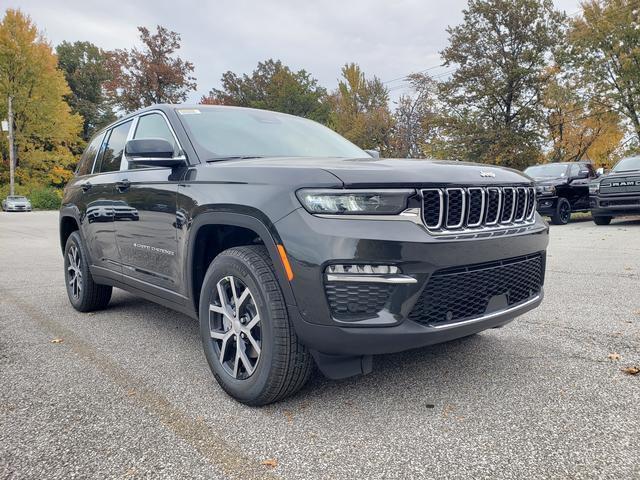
276 208 549 356
535 195 558 215
590 194 640 217
4 205 31 211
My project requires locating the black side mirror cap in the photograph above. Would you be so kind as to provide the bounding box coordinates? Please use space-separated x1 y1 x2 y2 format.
125 138 186 168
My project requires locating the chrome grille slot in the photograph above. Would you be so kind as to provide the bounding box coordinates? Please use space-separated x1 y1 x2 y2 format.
420 186 536 235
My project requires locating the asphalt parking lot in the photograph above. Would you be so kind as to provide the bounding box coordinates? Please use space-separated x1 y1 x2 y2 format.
1 211 639 479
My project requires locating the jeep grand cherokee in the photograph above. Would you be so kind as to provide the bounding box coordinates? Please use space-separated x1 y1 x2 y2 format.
59 105 549 405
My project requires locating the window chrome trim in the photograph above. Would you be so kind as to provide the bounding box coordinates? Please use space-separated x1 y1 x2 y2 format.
121 110 186 171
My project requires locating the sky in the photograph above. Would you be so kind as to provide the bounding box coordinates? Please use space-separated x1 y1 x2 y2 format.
14 0 582 104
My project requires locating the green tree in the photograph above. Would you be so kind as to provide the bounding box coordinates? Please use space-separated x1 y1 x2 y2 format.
105 25 196 112
56 41 115 140
390 73 446 158
439 0 565 168
201 59 330 123
569 0 640 145
328 63 394 154
0 9 82 191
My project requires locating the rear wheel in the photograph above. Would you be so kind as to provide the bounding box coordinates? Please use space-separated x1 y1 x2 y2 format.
593 216 612 226
199 245 312 406
551 197 571 225
64 231 112 312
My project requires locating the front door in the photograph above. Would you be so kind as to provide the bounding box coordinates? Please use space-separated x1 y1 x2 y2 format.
113 112 185 292
81 120 133 274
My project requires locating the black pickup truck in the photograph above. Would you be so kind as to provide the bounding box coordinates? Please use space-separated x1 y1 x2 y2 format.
589 156 640 225
524 161 597 225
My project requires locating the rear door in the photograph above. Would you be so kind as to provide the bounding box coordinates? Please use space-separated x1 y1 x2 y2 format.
81 120 133 274
569 163 591 210
113 111 186 293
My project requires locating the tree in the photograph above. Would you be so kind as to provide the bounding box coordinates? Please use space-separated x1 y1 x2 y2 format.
0 9 82 191
390 73 445 158
56 41 115 140
328 63 394 153
542 67 623 166
439 0 565 169
569 0 640 146
201 59 330 123
105 25 196 112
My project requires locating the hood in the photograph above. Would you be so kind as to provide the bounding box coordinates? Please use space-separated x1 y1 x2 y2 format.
208 156 532 187
530 176 568 187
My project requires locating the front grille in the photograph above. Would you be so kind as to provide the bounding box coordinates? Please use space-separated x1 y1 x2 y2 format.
602 198 640 206
325 282 393 319
421 186 536 233
600 176 640 195
408 253 544 326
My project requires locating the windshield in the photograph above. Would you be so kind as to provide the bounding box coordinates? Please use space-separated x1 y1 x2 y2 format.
524 164 569 178
612 156 640 172
7 196 26 200
176 106 367 160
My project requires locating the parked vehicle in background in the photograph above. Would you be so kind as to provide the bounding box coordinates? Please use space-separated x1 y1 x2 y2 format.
59 104 549 405
1 195 32 212
589 156 640 225
524 161 597 225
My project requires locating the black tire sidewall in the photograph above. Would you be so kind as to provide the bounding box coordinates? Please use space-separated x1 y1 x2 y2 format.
198 251 277 403
64 231 92 310
554 198 571 225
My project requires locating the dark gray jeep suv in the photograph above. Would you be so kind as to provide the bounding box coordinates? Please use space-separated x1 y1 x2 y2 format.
59 105 549 405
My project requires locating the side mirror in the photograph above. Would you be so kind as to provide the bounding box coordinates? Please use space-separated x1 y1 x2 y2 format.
364 149 380 159
576 170 589 179
125 138 185 168
596 167 605 176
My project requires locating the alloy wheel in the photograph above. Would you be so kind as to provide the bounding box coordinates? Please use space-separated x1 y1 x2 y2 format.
209 276 262 380
560 202 571 223
67 245 83 299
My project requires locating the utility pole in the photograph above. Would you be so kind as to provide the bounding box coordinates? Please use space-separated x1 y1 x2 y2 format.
7 96 15 196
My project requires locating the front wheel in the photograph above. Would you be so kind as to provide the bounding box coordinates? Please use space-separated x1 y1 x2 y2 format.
199 245 312 406
64 231 112 312
593 215 612 226
550 197 571 225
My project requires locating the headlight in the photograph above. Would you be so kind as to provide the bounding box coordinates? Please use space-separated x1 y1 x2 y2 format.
589 183 599 194
296 189 414 215
536 185 556 195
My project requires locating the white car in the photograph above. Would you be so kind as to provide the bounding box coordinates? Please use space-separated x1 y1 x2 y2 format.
2 195 32 212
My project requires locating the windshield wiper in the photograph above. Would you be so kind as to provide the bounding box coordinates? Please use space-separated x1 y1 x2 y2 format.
206 156 264 162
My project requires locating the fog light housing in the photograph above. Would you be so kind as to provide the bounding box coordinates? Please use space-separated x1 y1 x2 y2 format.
326 264 400 275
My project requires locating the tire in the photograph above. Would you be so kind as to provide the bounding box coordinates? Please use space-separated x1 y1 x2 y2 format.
593 216 612 226
199 245 312 406
550 197 571 225
64 231 112 312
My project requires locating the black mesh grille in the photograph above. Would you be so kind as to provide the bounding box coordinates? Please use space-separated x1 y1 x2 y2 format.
446 190 464 227
408 253 544 326
486 189 501 223
467 189 483 225
501 189 515 222
515 187 527 220
422 190 442 227
325 282 393 319
525 187 536 218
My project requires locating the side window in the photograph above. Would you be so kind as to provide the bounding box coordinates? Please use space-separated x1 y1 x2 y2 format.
133 113 178 152
95 120 132 173
76 132 105 176
570 163 580 178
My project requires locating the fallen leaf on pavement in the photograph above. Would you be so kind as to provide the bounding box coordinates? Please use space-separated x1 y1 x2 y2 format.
608 353 621 361
624 266 633 271
283 410 294 423
261 459 278 468
50 338 64 344
622 366 640 376
126 388 136 397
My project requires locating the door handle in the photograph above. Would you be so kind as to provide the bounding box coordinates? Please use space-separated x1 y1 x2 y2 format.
116 179 131 192
81 182 92 192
